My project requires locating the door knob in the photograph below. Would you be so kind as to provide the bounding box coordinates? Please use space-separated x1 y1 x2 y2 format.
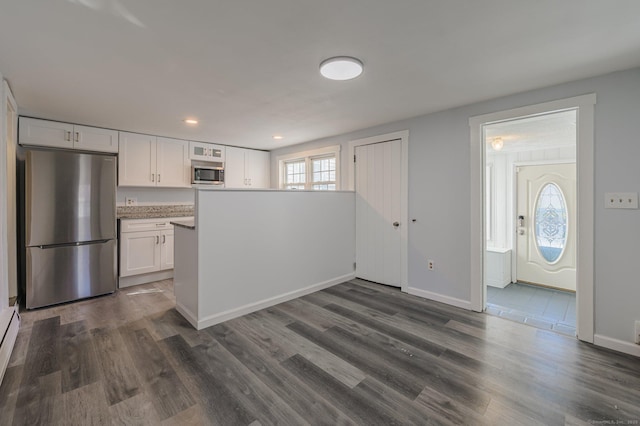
393 222 400 228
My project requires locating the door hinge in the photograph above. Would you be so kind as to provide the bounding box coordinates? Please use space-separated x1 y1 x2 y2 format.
353 262 356 270
354 154 356 163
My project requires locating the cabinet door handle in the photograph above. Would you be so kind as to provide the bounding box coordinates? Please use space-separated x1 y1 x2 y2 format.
75 131 80 143
158 174 161 183
156 235 159 244
162 235 166 244
151 174 155 182
65 131 71 141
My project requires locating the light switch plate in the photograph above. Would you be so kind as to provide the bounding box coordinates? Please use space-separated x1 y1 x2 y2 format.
604 192 638 209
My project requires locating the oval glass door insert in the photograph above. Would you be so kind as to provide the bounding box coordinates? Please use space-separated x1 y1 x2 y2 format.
534 183 568 263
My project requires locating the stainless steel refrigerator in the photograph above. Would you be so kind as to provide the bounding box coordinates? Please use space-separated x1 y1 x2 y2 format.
21 148 117 309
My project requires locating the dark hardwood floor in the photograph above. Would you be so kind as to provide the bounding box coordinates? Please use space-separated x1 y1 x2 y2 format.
1 278 639 425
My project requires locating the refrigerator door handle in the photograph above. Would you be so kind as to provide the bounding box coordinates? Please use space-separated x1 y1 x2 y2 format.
34 239 113 249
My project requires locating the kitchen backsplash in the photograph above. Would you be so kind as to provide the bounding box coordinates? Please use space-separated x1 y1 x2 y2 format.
117 204 194 219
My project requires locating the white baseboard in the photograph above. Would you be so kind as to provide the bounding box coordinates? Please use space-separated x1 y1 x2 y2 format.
406 287 472 310
594 334 640 357
191 273 356 330
486 279 509 289
0 307 20 385
175 302 199 329
119 270 173 288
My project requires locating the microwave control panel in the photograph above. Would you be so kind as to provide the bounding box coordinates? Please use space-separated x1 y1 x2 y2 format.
190 142 226 162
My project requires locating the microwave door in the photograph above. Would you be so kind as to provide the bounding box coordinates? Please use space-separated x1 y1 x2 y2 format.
194 167 223 184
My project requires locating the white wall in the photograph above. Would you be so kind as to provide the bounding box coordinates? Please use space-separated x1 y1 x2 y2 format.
0 73 8 312
116 187 194 206
270 67 640 346
182 189 355 329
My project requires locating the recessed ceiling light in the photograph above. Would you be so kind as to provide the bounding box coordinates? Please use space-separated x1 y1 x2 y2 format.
319 56 363 81
272 135 284 140
184 119 198 125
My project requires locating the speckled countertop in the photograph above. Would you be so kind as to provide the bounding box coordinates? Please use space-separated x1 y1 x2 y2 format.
170 218 195 230
117 205 194 219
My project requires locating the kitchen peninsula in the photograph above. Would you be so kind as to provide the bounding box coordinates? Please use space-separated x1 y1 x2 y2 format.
172 188 355 330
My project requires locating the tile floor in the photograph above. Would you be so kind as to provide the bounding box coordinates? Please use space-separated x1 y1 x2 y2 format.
486 282 576 336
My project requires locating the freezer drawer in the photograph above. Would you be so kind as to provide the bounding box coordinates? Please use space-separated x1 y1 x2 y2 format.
26 240 116 309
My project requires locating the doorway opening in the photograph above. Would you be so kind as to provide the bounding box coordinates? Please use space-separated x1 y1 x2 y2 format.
484 110 577 334
470 94 595 342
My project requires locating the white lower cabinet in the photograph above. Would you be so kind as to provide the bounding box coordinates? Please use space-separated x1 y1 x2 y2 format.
119 218 187 279
160 230 174 270
120 230 161 277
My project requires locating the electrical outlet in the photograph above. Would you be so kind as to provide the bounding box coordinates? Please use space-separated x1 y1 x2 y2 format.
427 259 434 270
635 320 640 344
125 197 138 206
604 192 638 209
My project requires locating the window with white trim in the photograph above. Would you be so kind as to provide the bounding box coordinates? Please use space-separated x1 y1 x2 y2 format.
311 155 336 190
278 145 340 190
284 159 306 190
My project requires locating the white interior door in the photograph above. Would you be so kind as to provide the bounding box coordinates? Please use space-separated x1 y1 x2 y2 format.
355 140 402 287
516 163 576 291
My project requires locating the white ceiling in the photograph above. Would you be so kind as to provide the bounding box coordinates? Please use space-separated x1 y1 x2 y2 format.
485 110 577 153
1 1 639 150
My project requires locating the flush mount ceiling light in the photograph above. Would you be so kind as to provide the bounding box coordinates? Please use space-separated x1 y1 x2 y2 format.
272 135 284 140
319 56 363 80
184 119 198 125
491 137 504 151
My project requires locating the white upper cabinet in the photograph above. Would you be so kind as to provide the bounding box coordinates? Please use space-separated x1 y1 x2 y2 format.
19 118 73 149
19 117 118 153
225 146 247 188
118 132 189 188
74 124 119 153
118 132 156 187
156 137 190 187
246 149 270 188
225 146 270 188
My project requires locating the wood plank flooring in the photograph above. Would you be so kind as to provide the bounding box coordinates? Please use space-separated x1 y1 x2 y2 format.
1 278 639 425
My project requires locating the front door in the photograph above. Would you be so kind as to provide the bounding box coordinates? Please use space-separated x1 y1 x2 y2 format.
355 140 402 287
516 163 576 291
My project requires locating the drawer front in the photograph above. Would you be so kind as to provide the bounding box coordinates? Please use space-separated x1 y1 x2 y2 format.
120 219 174 233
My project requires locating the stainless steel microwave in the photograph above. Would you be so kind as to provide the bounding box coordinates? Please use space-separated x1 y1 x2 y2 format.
192 162 224 185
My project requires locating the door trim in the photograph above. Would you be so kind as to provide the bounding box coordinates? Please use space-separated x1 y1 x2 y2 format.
348 130 409 292
469 94 595 343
